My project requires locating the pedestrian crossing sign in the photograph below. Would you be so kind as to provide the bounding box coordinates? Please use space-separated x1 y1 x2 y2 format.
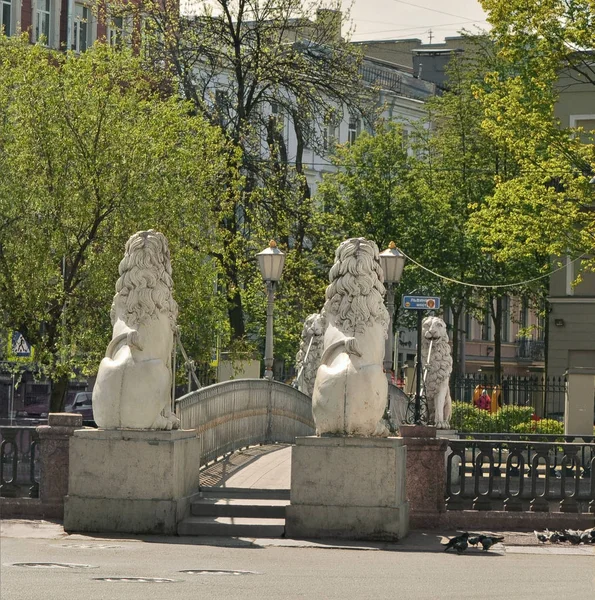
8 331 34 361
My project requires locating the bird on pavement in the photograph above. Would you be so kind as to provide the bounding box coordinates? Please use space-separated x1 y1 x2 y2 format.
534 530 549 543
443 532 469 552
480 536 504 551
579 531 593 544
549 531 561 544
468 535 482 546
564 529 582 545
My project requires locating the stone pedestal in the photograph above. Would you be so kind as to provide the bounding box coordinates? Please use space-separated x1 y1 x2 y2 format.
286 436 409 541
36 413 83 518
399 425 448 529
565 368 595 437
64 428 200 535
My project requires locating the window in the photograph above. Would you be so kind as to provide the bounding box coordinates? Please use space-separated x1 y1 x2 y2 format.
108 15 124 47
348 117 360 144
1 0 12 36
520 297 529 331
323 123 339 151
73 3 91 53
501 295 509 342
482 304 492 341
465 311 471 341
36 0 51 43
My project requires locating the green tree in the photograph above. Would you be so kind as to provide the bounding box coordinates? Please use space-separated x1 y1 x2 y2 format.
473 0 595 263
0 37 238 410
120 0 372 349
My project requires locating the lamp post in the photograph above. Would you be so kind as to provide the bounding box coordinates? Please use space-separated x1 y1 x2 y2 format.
256 240 286 381
379 242 406 383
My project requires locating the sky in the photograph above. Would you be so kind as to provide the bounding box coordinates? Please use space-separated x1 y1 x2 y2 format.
345 0 489 43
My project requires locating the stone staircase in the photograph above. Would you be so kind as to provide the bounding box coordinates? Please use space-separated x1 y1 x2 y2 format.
178 487 290 537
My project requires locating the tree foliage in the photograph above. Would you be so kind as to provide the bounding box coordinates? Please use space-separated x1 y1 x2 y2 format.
0 37 238 408
474 0 595 264
118 0 373 352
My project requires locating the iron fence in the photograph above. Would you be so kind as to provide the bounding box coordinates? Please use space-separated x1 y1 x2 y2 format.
451 373 566 433
446 435 595 513
0 426 39 498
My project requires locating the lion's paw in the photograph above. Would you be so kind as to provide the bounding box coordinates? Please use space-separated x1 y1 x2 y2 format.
435 420 451 430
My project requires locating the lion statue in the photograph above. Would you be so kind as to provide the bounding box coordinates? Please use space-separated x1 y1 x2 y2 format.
92 230 180 430
294 312 326 397
421 316 452 429
312 238 389 436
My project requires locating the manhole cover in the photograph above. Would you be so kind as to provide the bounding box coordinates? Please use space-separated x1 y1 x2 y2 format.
180 569 261 576
12 563 98 569
94 577 178 583
59 544 123 549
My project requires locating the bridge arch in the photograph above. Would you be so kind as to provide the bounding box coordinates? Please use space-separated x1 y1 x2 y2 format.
174 379 314 466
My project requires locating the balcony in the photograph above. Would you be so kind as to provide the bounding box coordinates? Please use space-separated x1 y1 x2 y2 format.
516 338 546 361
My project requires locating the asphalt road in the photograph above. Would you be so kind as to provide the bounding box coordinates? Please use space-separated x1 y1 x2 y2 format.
2 524 594 600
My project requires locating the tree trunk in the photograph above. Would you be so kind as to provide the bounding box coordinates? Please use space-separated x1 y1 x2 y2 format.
49 372 69 413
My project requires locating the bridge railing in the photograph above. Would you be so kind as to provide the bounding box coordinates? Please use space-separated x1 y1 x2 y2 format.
175 379 315 466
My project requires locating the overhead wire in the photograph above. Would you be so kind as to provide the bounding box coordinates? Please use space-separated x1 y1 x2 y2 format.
398 249 591 289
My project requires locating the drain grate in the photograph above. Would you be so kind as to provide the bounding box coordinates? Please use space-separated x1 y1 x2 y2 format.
180 569 261 576
12 563 98 569
94 577 178 583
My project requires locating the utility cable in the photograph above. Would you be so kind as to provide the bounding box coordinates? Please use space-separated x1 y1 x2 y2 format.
398 249 590 289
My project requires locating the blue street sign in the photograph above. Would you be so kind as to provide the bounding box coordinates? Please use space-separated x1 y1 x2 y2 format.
402 295 441 310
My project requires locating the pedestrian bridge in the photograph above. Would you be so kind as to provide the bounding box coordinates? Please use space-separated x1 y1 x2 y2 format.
174 379 314 468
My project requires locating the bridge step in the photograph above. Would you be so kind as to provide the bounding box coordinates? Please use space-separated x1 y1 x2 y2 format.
178 487 290 537
191 498 289 519
199 487 290 500
178 516 286 538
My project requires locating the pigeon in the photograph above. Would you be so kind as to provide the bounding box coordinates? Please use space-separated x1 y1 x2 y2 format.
480 536 504 551
564 529 582 545
468 536 481 546
453 539 468 554
443 532 469 552
534 530 549 543
580 531 592 544
549 531 561 544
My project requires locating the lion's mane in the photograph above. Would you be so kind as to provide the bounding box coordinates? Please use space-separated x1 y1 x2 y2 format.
323 238 388 335
110 230 178 330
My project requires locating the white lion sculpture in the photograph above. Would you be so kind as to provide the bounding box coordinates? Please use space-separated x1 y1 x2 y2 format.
312 238 389 436
92 230 180 430
421 316 452 429
294 312 326 397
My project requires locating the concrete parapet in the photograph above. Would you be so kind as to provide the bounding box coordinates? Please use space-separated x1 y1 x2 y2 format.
286 436 409 541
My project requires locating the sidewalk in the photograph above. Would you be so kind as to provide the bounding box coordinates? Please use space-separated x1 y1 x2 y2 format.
2 518 593 556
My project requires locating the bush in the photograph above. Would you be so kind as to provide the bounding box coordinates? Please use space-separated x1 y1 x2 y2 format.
512 419 565 436
451 401 535 433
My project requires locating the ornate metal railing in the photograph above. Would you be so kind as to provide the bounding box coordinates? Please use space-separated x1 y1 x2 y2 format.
451 373 566 425
175 379 314 466
0 426 39 498
446 435 595 513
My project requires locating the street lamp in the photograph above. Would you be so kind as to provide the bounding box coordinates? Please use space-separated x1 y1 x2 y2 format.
379 242 406 382
256 240 286 380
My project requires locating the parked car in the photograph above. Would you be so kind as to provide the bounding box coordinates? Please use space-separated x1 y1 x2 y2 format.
65 392 96 426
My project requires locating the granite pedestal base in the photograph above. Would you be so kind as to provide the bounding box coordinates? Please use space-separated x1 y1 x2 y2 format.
286 436 409 541
64 428 200 535
399 425 448 529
